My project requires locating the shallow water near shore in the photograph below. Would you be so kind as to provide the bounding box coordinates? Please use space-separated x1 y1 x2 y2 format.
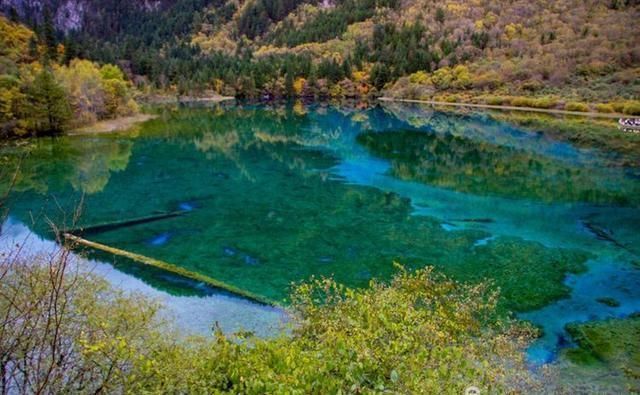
2 102 639 366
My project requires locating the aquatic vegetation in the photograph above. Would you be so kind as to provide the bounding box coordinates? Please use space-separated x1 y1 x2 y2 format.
563 316 640 392
2 106 594 313
595 297 620 308
3 104 639 366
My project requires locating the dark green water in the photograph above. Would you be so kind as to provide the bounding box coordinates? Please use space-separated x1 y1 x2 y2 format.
3 102 640 362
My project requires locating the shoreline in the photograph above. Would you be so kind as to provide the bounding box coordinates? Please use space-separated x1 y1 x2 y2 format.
145 95 235 105
379 97 640 119
69 113 158 135
0 218 288 338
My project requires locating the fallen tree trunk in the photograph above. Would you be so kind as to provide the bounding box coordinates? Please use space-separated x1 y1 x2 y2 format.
63 210 188 236
63 233 277 306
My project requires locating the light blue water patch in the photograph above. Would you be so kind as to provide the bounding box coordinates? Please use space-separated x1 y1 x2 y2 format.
441 223 457 231
148 232 172 246
315 104 640 364
179 202 196 211
473 235 497 247
521 256 640 363
4 103 639 365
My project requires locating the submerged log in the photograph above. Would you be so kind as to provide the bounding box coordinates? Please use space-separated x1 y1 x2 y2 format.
63 210 188 236
63 233 276 306
581 220 627 250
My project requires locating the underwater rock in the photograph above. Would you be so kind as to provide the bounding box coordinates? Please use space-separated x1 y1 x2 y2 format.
356 269 371 280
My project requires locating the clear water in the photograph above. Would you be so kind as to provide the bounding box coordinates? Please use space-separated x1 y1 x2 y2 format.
2 102 639 363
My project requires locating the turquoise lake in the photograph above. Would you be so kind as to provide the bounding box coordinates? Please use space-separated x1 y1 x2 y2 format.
2 101 640 363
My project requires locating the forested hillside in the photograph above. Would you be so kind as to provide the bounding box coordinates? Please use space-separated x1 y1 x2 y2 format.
0 14 137 137
1 0 639 111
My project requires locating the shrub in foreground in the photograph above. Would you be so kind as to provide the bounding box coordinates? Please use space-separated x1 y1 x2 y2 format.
1 248 539 394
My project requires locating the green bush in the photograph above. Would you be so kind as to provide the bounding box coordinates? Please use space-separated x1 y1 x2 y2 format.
595 103 615 113
611 101 627 113
510 97 533 107
482 95 507 105
565 102 590 112
128 266 539 393
622 101 640 115
531 97 558 109
1 255 539 394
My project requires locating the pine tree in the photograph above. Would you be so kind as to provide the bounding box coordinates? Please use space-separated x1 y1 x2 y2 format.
42 7 58 62
370 62 390 90
284 71 294 98
28 36 39 60
27 68 71 135
63 37 78 65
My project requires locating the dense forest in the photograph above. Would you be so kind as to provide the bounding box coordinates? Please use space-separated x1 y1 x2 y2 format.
1 0 639 136
0 13 137 137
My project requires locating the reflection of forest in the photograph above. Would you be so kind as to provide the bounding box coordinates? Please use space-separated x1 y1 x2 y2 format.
1 137 133 195
381 102 640 168
0 105 609 313
188 105 345 181
358 130 640 205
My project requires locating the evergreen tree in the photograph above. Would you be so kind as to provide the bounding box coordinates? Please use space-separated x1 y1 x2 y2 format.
27 68 71 135
28 36 39 60
284 71 294 98
370 62 390 90
42 7 58 62
435 7 446 24
63 36 78 65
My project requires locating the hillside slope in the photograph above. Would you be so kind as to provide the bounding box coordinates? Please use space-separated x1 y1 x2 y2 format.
1 0 639 109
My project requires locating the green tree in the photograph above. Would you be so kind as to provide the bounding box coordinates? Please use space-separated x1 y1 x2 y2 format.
28 35 39 60
42 7 58 62
27 68 71 135
435 7 446 24
62 36 78 65
284 71 294 97
370 62 391 90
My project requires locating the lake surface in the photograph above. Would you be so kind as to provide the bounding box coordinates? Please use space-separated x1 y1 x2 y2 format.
2 102 639 363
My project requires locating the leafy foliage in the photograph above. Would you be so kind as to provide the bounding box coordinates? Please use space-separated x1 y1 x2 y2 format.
5 0 638 102
25 67 71 134
0 247 539 393
0 15 137 137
